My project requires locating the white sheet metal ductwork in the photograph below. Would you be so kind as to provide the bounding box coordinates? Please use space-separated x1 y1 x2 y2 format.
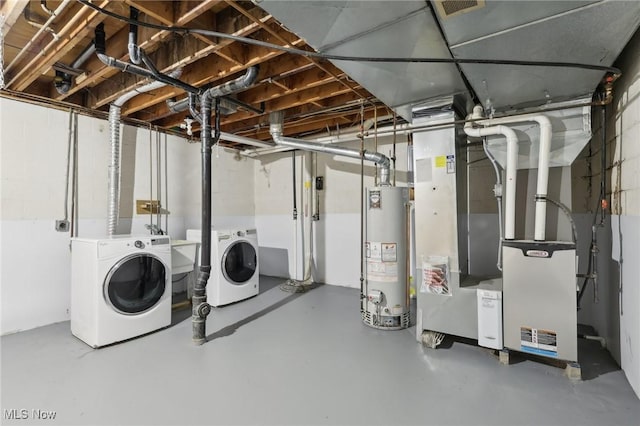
259 1 469 121
107 69 183 236
259 1 640 118
269 111 392 186
438 0 640 111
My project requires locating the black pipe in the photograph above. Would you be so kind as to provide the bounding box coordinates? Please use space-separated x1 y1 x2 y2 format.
95 24 200 95
221 95 264 115
139 49 160 76
188 93 203 124
129 7 141 65
600 106 607 225
192 95 214 345
202 66 259 98
55 70 72 94
213 99 221 144
55 42 97 95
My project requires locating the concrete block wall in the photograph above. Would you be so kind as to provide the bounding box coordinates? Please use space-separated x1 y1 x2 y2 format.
0 98 255 335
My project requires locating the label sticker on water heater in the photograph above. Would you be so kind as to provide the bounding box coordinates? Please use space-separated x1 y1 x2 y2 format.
366 260 398 282
369 190 381 209
381 243 397 262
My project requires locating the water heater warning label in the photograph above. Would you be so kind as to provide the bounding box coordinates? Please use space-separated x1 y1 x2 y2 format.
366 260 398 282
381 243 397 262
521 327 557 357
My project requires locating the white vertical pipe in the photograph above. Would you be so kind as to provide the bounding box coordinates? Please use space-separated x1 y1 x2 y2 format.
474 112 553 241
533 116 552 241
464 121 519 240
503 127 519 240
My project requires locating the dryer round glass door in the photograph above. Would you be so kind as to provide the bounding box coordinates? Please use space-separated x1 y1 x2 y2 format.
104 254 167 315
221 241 257 284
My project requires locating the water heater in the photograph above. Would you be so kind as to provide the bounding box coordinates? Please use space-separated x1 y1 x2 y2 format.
362 186 410 330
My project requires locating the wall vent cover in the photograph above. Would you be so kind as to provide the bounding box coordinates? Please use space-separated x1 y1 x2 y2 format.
435 0 485 19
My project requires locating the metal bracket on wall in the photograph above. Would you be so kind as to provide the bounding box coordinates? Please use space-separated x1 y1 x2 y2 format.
136 199 167 215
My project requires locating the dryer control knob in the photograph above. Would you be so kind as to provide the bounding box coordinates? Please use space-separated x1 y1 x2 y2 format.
134 240 145 249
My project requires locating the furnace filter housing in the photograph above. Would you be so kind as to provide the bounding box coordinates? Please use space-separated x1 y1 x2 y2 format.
362 186 410 330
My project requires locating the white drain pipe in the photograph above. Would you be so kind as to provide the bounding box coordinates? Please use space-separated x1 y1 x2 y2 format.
472 110 552 241
464 106 519 240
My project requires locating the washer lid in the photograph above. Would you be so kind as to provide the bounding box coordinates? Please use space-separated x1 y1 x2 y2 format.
104 253 167 315
222 241 257 284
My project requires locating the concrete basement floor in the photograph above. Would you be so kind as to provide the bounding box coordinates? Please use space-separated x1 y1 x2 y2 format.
1 276 639 425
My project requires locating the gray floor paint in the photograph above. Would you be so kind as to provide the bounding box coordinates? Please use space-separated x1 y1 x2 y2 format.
2 276 639 425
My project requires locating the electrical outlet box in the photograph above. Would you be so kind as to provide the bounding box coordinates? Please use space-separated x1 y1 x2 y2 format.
315 176 324 190
55 220 70 232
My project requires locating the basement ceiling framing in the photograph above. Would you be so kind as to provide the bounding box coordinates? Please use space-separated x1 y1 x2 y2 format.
0 0 381 148
3 1 636 149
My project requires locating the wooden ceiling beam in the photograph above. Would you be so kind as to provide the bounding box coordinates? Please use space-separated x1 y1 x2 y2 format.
226 92 371 138
91 18 285 110
137 52 317 122
156 78 357 130
7 0 111 91
116 25 304 116
0 0 30 33
124 1 174 25
53 3 268 101
139 56 329 123
175 1 224 25
266 80 357 113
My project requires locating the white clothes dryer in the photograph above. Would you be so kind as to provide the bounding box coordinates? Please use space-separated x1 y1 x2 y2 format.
187 228 259 307
71 235 172 348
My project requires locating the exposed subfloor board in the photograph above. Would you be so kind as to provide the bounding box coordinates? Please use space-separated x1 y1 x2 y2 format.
1 276 639 425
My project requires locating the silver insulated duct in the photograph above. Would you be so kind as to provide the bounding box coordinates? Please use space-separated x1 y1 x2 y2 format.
107 69 182 236
268 111 391 186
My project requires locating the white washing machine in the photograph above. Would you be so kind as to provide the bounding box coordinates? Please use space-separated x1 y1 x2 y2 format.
71 235 172 348
186 228 259 307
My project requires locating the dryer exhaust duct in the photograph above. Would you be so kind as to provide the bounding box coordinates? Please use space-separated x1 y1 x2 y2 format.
107 69 183 237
